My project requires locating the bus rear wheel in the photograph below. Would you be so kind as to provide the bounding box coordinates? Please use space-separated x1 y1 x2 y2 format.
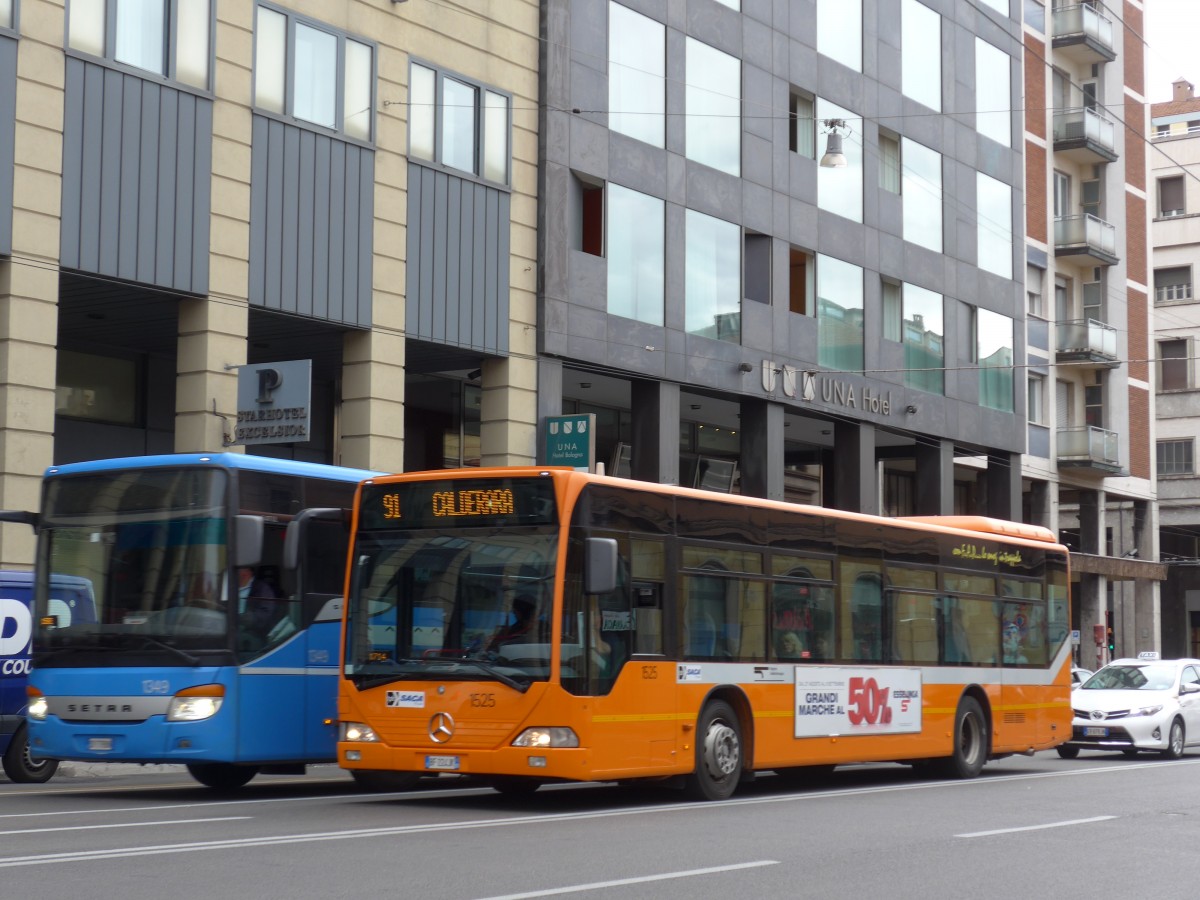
186 763 258 790
1056 745 1080 759
349 770 421 792
684 699 743 801
2 724 59 784
490 776 543 796
935 696 987 779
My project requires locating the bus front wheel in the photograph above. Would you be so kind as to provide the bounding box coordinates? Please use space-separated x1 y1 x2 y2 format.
936 696 988 779
349 770 421 792
2 724 60 784
186 763 258 790
684 699 743 801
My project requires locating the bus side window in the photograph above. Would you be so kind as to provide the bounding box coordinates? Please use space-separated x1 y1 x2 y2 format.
850 571 884 661
630 539 665 656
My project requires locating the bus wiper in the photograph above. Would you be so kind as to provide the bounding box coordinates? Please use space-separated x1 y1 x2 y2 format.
454 660 529 693
129 635 202 667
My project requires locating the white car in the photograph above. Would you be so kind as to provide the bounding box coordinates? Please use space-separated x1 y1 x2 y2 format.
1072 666 1093 687
1057 657 1200 760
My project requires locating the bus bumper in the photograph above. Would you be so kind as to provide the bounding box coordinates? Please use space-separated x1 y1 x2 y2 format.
339 741 591 781
27 715 239 764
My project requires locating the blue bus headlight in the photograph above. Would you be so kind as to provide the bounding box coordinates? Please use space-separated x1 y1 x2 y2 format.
26 687 48 721
167 685 225 722
341 722 380 742
512 727 579 748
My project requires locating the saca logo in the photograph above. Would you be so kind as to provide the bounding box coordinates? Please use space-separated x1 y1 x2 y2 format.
0 598 32 658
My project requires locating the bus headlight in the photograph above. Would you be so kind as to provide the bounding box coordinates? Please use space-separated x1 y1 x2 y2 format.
512 727 579 748
26 687 48 721
341 722 380 742
167 685 225 722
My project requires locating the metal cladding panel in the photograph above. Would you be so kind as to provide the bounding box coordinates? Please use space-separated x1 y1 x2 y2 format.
248 115 374 328
405 162 510 355
60 58 211 294
0 36 15 256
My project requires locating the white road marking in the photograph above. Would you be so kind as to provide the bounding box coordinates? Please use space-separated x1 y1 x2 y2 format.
957 815 1116 838
0 816 250 836
470 860 781 899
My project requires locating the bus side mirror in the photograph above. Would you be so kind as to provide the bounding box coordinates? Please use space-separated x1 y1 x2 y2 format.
0 510 39 531
584 538 618 595
283 508 347 572
233 515 264 568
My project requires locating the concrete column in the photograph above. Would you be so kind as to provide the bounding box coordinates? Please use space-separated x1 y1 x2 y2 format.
340 330 405 471
985 451 1020 520
176 298 247 452
1026 479 1051 529
1078 572 1108 669
915 439 954 515
739 398 784 500
833 422 877 514
1079 489 1105 555
0 2 67 566
631 379 680 485
535 357 563 466
479 355 538 466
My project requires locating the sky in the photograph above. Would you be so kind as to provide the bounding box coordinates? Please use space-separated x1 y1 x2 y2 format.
1145 0 1200 102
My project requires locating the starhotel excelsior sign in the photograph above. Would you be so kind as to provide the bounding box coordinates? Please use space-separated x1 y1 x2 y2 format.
235 359 313 445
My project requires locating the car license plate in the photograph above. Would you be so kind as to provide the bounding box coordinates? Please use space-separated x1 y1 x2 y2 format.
88 737 114 751
1083 726 1108 738
425 755 460 771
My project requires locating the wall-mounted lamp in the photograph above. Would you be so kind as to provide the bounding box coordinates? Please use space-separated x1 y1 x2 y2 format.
905 404 918 414
466 369 482 381
737 362 754 373
819 119 849 168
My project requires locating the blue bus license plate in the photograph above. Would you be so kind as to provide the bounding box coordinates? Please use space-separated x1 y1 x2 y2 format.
1083 726 1108 737
88 737 114 751
425 755 460 770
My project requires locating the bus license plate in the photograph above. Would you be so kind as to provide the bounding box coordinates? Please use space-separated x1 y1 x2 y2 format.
1083 726 1108 737
425 755 460 771
88 737 114 751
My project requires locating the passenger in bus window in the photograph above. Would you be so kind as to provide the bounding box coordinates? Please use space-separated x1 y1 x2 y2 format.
777 630 806 659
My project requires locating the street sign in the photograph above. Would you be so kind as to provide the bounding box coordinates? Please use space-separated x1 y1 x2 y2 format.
543 414 596 472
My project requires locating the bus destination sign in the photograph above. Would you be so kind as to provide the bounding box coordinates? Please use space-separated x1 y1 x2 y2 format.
361 479 557 531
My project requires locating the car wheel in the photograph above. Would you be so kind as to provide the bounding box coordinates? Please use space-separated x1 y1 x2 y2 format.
185 763 258 790
1056 745 1080 760
684 699 743 801
1162 719 1186 760
1 724 60 784
934 696 988 778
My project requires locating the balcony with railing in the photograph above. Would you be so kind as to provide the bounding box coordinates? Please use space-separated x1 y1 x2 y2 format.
1057 425 1121 474
1054 214 1119 266
1056 318 1119 366
1155 282 1193 304
1052 107 1118 163
1051 4 1116 64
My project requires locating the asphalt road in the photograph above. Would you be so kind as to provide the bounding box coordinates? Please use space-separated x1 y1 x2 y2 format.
2 752 1197 899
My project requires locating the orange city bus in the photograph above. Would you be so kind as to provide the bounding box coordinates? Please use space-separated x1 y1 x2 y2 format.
337 467 1072 799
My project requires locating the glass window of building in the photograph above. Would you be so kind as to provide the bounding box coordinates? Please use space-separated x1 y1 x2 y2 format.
608 184 665 326
1023 0 1044 32
609 2 665 148
1159 176 1186 217
686 210 741 343
790 90 815 158
55 350 138 425
1028 373 1046 424
254 6 375 141
903 284 944 394
817 0 861 71
1027 265 1044 317
816 255 864 371
69 0 212 90
407 61 511 184
817 98 862 223
714 0 739 8
1155 266 1193 303
882 279 901 341
902 0 941 111
977 308 1014 411
0 0 11 29
1158 440 1194 476
977 173 1013 279
976 39 1011 147
1159 339 1190 391
879 132 900 193
980 0 1009 14
902 138 942 252
686 38 741 176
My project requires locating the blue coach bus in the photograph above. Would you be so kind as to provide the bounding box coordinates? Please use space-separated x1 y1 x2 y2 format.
1 453 379 789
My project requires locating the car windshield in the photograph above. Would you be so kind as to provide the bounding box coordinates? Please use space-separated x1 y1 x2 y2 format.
34 467 234 660
1081 663 1177 691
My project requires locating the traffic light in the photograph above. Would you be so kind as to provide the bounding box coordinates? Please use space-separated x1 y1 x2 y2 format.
1105 610 1114 654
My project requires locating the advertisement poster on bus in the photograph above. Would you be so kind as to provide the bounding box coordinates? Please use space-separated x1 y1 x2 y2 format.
794 667 923 738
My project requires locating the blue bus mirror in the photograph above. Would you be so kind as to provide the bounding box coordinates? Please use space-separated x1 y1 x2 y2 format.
233 515 264 568
584 538 618 595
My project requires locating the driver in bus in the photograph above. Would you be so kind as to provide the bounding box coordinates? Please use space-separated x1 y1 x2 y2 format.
486 593 537 652
237 566 283 639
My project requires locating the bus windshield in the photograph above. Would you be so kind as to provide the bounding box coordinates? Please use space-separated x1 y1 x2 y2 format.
346 476 560 690
35 468 232 659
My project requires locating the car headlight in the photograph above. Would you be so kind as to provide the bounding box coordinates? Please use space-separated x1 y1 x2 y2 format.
1131 705 1164 718
167 685 225 722
341 722 380 742
512 727 579 748
26 687 48 721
